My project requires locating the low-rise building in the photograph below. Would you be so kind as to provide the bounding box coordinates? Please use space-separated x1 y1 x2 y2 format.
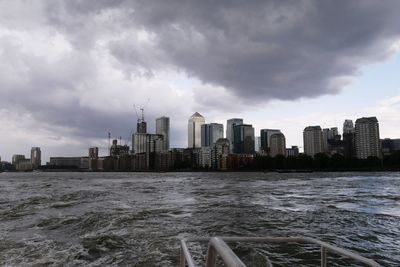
49 157 86 169
286 146 299 157
381 138 400 156
16 159 33 171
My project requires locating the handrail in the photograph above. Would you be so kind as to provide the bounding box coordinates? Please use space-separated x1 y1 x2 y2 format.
180 236 381 267
205 237 246 267
180 239 198 267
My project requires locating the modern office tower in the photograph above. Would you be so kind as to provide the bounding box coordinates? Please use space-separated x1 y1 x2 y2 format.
133 133 148 153
226 118 243 153
343 120 356 158
233 124 255 154
156 116 170 151
343 132 356 158
270 133 286 157
329 127 339 139
260 129 281 154
30 147 41 169
147 134 165 153
303 126 323 157
132 109 148 153
322 127 341 153
201 123 224 147
355 117 381 159
322 128 330 153
255 136 261 153
343 119 355 134
137 111 147 134
188 112 205 148
133 133 163 154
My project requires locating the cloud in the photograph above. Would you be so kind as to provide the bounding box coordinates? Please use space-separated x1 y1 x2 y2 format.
1 1 400 160
104 1 400 101
373 95 400 138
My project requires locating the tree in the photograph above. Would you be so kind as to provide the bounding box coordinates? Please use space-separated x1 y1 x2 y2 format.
297 154 313 169
329 153 346 169
314 153 330 169
273 154 286 169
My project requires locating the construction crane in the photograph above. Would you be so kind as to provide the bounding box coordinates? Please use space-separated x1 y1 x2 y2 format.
133 104 140 123
133 98 150 123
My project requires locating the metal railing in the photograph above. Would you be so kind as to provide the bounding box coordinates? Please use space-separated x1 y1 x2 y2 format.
180 236 381 267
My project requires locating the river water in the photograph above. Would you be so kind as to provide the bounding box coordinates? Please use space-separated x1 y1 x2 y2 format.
0 172 399 266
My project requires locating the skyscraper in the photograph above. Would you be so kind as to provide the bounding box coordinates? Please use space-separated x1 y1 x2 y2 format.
303 126 323 157
270 133 286 157
260 129 281 154
355 117 381 159
226 118 243 153
322 127 340 153
188 112 205 148
343 119 355 134
201 123 224 147
255 136 261 153
156 116 170 151
132 109 148 153
233 124 255 154
322 128 330 153
31 147 41 169
133 133 148 154
343 119 356 158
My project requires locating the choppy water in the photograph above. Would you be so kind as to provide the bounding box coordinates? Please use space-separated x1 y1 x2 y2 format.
0 172 399 266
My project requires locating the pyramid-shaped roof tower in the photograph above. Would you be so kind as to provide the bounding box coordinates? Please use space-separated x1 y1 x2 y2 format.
191 112 204 118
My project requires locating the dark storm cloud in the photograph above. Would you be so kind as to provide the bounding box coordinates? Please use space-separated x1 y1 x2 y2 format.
1 0 400 150
38 0 400 101
103 0 400 101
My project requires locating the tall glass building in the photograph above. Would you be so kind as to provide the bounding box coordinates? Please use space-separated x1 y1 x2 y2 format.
226 118 243 153
355 117 381 159
201 123 224 147
233 124 255 154
156 116 170 151
188 112 205 148
260 129 281 154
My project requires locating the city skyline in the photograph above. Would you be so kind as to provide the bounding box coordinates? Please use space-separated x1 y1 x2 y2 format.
0 112 395 163
1 2 400 162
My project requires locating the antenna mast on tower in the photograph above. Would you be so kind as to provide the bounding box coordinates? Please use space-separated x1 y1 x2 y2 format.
133 104 139 123
108 132 111 156
140 108 144 122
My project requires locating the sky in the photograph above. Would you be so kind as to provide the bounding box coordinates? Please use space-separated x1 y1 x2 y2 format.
1 1 400 162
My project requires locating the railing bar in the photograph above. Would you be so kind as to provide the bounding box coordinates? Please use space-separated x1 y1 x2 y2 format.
186 236 306 243
303 237 381 267
180 239 198 267
181 236 381 267
208 237 247 267
180 246 186 267
321 246 327 267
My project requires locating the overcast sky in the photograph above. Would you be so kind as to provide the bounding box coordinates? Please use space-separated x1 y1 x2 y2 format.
1 1 400 162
